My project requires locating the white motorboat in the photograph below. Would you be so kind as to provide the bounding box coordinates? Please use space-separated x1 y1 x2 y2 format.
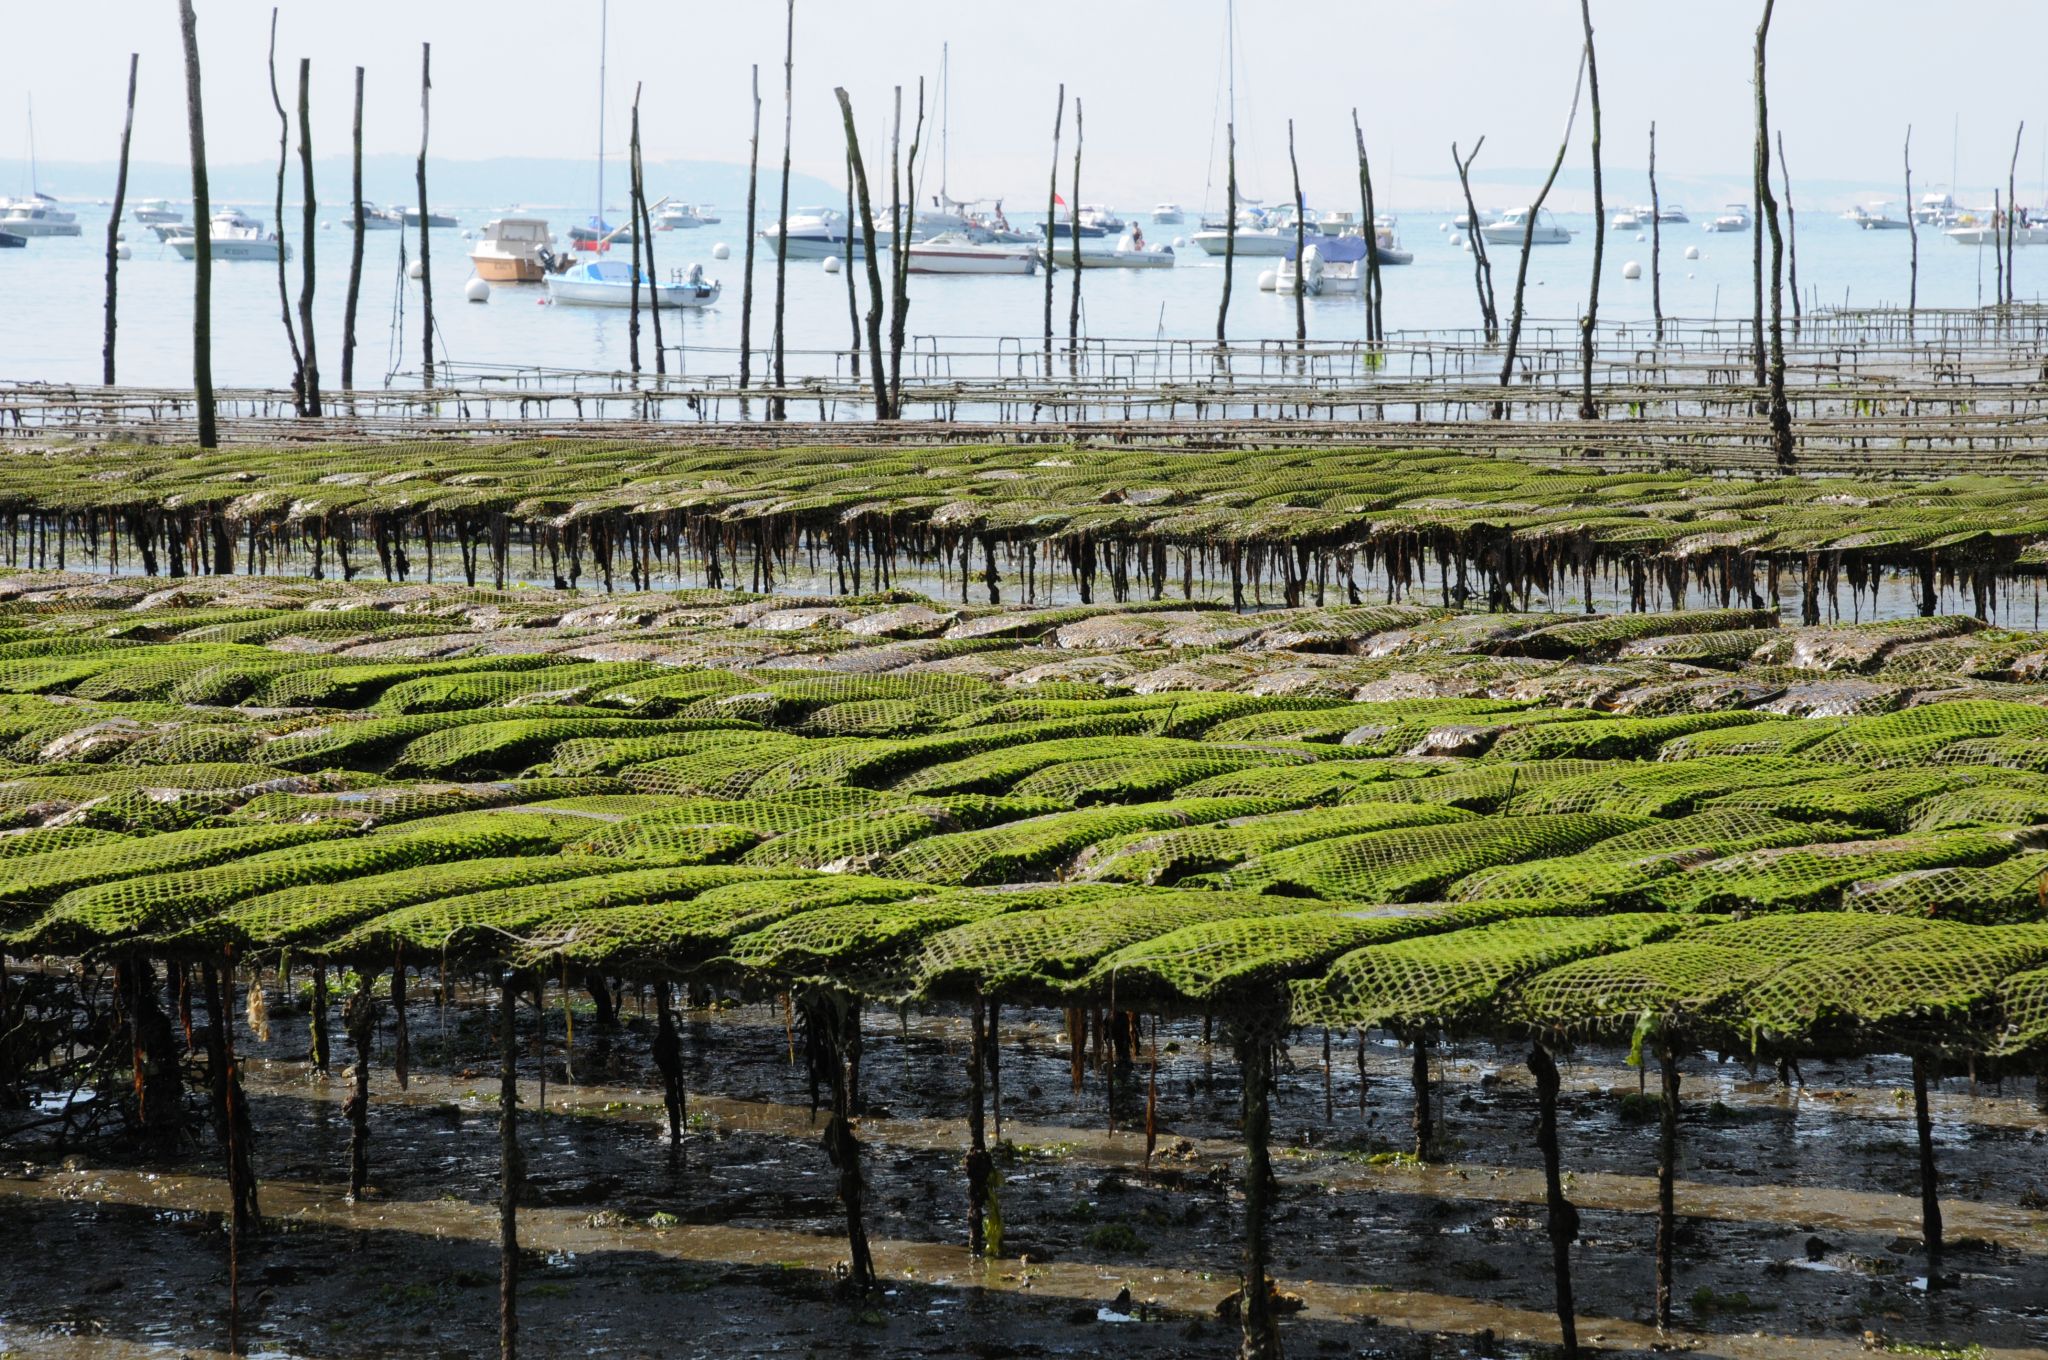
470 217 555 282
1656 203 1689 224
1704 204 1751 232
1151 203 1184 224
131 198 183 226
1050 226 1175 269
1845 202 1909 231
1190 210 1297 257
402 207 458 229
546 258 720 307
1610 208 1641 230
763 207 861 259
346 202 405 231
0 194 79 238
656 203 717 230
1915 192 1958 226
1480 208 1571 246
169 209 290 261
1945 218 2048 247
1077 204 1124 233
905 230 1038 274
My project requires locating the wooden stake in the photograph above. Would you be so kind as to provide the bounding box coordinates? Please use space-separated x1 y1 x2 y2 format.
265 10 305 412
627 87 643 377
176 0 215 448
770 0 794 420
739 64 760 393
631 87 664 376
1288 117 1305 350
832 87 889 419
499 975 521 1360
1913 1055 1944 1288
103 52 139 387
1042 84 1064 373
843 150 862 378
1530 1044 1580 1358
1217 121 1236 347
341 66 365 391
1648 122 1663 338
295 58 320 416
1777 130 1800 329
1352 108 1384 344
2007 122 2025 306
1068 98 1083 370
416 42 435 390
1754 0 1791 468
1236 1026 1279 1360
890 81 925 415
1654 1042 1680 1332
1904 124 1918 317
1577 0 1603 421
1452 138 1497 339
344 979 374 1199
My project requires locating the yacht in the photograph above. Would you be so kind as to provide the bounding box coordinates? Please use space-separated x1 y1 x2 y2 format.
168 208 290 261
1151 203 1184 224
762 207 860 259
131 198 183 226
401 207 458 229
905 230 1038 274
1480 208 1571 246
1655 203 1689 224
1945 215 2048 247
1704 204 1751 233
656 203 714 230
1611 207 1643 230
346 202 405 231
1845 202 1909 231
0 194 80 237
1915 192 1958 226
469 217 555 282
1077 204 1124 233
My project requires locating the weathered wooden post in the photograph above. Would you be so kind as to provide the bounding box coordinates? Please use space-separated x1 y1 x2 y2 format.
1217 121 1236 349
1577 0 1603 421
770 0 794 420
1352 109 1384 344
1530 1043 1580 1357
1068 99 1083 371
1500 48 1586 398
1777 130 1800 330
1453 138 1497 339
889 81 924 415
631 87 664 376
1754 0 1790 468
740 64 761 395
833 87 889 420
176 0 217 448
1648 123 1663 338
1042 84 1063 375
1287 118 1304 351
296 58 320 416
341 66 365 391
499 974 522 1359
416 42 435 390
266 10 305 411
1904 124 1918 318
103 52 139 387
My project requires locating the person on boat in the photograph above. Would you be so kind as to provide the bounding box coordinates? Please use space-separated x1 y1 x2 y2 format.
1130 223 1146 251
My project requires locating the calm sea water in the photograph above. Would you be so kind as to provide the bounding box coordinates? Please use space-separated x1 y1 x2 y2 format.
0 203 2027 391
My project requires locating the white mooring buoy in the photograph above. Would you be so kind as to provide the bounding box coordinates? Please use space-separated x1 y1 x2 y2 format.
465 276 491 303
711 242 731 260
1622 260 1643 280
822 255 841 274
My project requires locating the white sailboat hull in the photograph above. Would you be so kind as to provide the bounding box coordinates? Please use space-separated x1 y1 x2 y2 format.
547 275 722 308
1191 230 1291 257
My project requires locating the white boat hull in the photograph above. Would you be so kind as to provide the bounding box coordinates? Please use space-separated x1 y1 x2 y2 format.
547 277 721 308
1190 230 1291 257
768 233 860 260
1947 225 2048 246
905 245 1037 274
0 219 79 237
170 236 288 261
1479 224 1570 246
1048 245 1176 270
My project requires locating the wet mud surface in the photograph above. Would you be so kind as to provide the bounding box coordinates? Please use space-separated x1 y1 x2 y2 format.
5 991 2048 1359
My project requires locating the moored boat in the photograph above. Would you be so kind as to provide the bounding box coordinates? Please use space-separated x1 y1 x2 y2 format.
131 198 183 226
1480 208 1571 246
168 208 290 261
906 230 1038 274
1152 203 1184 224
546 258 721 307
1704 203 1751 232
470 217 555 282
0 194 80 238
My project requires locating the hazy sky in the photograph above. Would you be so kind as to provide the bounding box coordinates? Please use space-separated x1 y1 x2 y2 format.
11 1 2048 209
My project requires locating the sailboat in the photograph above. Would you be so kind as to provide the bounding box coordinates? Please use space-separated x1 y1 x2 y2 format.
567 3 633 251
1 98 81 237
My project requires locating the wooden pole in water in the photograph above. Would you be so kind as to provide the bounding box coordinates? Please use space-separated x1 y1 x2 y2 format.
341 66 365 391
1654 1041 1680 1332
1352 109 1384 345
653 982 684 1148
1777 131 1800 331
499 974 522 1360
1912 1055 1944 1288
627 89 643 378
1288 118 1305 350
1452 138 1497 339
1235 1021 1279 1360
344 979 374 1199
1042 84 1064 374
1217 121 1236 348
632 88 664 376
295 58 320 416
1648 123 1663 339
1904 124 1918 318
1500 47 1586 399
416 42 435 390
1577 0 1603 421
266 10 305 413
1529 1043 1580 1357
2007 121 2024 306
833 87 889 420
843 150 862 379
889 81 924 416
1065 100 1084 370
740 64 760 394
177 0 216 448
770 0 794 420
966 1001 991 1254
1754 0 1791 469
1410 1035 1433 1161
103 52 139 387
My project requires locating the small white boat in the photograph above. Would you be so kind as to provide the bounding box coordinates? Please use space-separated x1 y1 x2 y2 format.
1945 218 2048 247
1190 225 1293 257
346 202 405 231
131 198 183 226
906 230 1038 274
546 258 721 307
402 207 459 229
169 209 290 261
1656 203 1689 224
1052 226 1175 269
1845 202 1909 231
1151 203 1184 224
0 194 80 237
1610 208 1641 230
1480 208 1571 246
470 216 554 283
656 203 713 230
1704 203 1751 233
1077 204 1124 233
1915 192 1958 226
763 207 860 259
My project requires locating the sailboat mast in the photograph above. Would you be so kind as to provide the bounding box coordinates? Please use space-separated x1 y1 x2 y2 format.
940 42 949 207
596 0 608 226
26 96 38 198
